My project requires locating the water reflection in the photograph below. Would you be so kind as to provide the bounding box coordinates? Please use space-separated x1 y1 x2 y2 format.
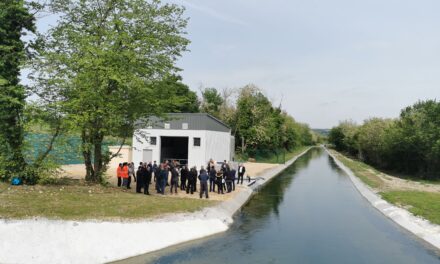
250 148 315 219
118 148 440 264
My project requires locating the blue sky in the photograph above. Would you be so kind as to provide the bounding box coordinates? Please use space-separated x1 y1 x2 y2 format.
33 0 440 128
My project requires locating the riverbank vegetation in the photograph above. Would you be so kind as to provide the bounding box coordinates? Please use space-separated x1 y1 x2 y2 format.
199 85 316 163
328 100 440 180
330 149 440 225
329 150 384 189
381 191 440 225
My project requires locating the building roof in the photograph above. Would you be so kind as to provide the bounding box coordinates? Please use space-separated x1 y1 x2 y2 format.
146 113 231 133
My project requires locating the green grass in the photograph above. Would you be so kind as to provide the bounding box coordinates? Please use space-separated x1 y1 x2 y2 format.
330 149 440 225
381 191 440 225
0 182 215 220
284 146 311 162
235 146 311 164
329 150 384 189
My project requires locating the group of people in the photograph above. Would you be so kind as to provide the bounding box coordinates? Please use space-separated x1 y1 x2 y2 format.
116 159 247 199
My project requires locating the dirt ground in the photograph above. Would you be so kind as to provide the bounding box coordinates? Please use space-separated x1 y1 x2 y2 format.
370 168 440 193
59 162 279 202
329 150 440 193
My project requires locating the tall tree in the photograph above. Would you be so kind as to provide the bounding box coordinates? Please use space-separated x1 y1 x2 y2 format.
31 0 189 183
235 85 275 153
200 87 223 117
0 0 35 179
152 75 199 113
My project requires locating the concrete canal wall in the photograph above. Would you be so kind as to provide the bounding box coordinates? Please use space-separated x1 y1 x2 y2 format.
0 148 311 264
326 148 440 252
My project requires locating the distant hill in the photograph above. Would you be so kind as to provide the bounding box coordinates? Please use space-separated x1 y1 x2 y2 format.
312 129 330 136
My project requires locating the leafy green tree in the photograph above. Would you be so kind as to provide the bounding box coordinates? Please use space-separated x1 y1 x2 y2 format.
329 100 440 179
151 75 199 113
297 123 314 146
393 100 440 178
328 120 359 155
200 87 223 117
0 0 35 181
235 85 274 153
328 126 345 151
279 113 301 150
31 0 189 183
357 118 394 166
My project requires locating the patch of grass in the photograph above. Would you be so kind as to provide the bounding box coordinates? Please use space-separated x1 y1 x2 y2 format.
284 146 311 162
236 146 311 164
0 182 215 220
329 150 384 189
381 191 440 225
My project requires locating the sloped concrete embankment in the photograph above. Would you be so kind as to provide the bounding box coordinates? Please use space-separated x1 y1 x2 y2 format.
0 148 311 264
326 148 440 251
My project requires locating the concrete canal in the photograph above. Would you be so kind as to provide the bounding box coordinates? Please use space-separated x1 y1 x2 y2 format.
124 148 440 264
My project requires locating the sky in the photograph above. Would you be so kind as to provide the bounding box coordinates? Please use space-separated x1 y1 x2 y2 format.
34 0 440 128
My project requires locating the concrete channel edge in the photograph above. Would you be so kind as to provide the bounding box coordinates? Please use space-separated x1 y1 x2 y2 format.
326 147 440 251
205 147 313 223
0 148 312 264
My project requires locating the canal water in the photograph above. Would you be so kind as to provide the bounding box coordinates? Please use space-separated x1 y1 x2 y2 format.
125 148 440 264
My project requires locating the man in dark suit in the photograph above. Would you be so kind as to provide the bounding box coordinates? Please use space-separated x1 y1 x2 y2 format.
237 164 246 185
144 163 152 195
230 167 237 191
180 166 189 191
136 162 144 193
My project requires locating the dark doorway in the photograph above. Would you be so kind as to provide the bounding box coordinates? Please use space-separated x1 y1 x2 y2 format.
160 137 189 165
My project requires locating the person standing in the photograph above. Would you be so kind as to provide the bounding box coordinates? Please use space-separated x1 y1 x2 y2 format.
128 162 135 189
199 166 206 176
226 167 233 193
144 163 152 195
121 162 129 188
198 169 209 199
222 163 229 192
180 166 189 191
186 167 197 194
209 166 216 192
166 160 172 186
170 167 179 194
230 167 237 191
154 161 160 193
193 166 198 192
216 170 224 194
136 162 144 193
116 163 123 187
159 164 168 195
221 160 227 173
237 164 246 185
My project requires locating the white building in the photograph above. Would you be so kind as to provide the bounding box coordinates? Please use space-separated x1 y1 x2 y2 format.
132 113 235 167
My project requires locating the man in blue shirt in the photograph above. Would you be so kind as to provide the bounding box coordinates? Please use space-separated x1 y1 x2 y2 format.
198 169 209 199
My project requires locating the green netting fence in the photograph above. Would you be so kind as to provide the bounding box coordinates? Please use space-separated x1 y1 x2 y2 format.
25 133 121 165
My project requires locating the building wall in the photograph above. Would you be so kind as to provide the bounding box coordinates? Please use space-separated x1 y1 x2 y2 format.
204 130 233 165
132 129 232 167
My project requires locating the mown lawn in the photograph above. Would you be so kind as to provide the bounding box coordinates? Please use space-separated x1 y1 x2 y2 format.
381 191 440 225
0 182 215 220
329 149 384 189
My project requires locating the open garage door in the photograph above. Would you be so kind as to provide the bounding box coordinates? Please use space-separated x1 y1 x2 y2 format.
160 136 189 166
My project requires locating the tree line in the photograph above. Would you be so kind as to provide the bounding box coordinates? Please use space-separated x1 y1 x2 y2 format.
0 0 314 184
328 100 440 180
197 85 314 158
